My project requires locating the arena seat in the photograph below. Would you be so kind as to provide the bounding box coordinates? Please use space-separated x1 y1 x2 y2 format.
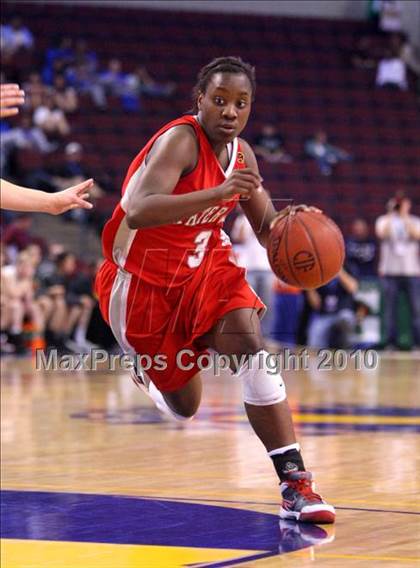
3 2 419 234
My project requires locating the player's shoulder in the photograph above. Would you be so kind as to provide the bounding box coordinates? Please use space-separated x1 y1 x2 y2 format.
238 137 254 156
238 137 258 168
151 122 199 167
159 123 198 150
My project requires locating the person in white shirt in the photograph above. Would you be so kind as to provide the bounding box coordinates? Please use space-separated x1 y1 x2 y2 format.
33 93 70 139
231 211 274 337
379 0 403 33
376 49 407 90
375 196 420 348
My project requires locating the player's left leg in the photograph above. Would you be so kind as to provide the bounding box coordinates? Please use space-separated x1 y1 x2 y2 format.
202 307 335 524
130 364 202 421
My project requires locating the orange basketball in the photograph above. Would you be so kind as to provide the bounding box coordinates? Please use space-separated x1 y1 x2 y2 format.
267 210 345 289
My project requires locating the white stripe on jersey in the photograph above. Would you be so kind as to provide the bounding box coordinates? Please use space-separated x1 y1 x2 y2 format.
108 268 135 354
113 164 145 266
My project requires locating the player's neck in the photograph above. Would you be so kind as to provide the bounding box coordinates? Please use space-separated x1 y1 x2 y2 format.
195 114 225 156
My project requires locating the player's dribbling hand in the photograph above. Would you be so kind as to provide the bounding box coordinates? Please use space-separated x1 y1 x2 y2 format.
269 204 322 230
217 168 262 201
0 83 25 118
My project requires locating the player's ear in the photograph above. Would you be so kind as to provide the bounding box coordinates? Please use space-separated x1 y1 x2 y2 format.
197 92 204 111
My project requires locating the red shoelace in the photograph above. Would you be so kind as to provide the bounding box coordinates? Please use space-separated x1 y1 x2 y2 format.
288 478 323 502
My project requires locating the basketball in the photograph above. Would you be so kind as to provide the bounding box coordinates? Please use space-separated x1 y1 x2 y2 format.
267 209 345 289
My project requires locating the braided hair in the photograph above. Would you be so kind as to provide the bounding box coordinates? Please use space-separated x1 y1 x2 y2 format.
191 56 256 112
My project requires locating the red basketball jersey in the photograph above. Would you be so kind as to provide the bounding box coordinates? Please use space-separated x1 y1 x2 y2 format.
101 115 246 287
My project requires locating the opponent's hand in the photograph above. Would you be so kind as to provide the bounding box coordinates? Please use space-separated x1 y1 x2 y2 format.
216 168 262 201
0 83 25 118
50 178 94 215
270 204 322 230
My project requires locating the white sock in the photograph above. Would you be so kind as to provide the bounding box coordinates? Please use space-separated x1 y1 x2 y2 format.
74 325 86 345
148 380 193 422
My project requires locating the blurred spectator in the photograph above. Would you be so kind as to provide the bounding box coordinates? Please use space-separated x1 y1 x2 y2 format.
73 39 98 73
0 245 15 353
65 39 105 109
345 218 377 279
51 142 104 198
375 195 420 349
3 213 35 254
1 250 47 354
0 114 56 176
350 36 377 70
43 36 74 85
390 33 420 96
1 17 34 61
231 211 273 337
304 130 352 176
271 280 303 346
42 251 96 351
66 61 106 109
253 124 292 164
52 74 78 113
36 242 65 281
376 48 407 90
33 93 71 140
66 66 104 111
48 142 105 223
23 72 51 111
306 269 359 349
99 58 136 112
379 0 403 34
128 65 176 97
99 58 128 97
121 65 176 112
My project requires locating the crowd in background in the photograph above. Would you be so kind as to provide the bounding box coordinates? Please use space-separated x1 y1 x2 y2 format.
1 5 419 356
0 18 177 232
232 192 419 352
1 190 418 356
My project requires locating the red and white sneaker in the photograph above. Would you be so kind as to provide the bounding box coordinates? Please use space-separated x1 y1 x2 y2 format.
279 471 336 524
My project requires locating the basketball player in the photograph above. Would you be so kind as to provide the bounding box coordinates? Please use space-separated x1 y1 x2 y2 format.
96 57 335 524
0 83 93 214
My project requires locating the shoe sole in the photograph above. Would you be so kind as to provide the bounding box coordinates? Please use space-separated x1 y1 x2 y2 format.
280 507 336 524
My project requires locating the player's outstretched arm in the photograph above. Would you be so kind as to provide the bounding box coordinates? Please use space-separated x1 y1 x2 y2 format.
125 126 260 229
0 178 93 214
0 83 25 118
238 138 278 247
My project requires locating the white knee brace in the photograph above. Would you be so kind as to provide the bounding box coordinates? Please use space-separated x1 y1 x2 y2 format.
238 350 287 406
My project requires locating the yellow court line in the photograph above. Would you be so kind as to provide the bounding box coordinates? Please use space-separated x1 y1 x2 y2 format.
0 539 261 568
294 413 420 425
295 552 420 563
225 413 420 425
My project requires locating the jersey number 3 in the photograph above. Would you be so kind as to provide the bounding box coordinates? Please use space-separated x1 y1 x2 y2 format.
187 230 212 268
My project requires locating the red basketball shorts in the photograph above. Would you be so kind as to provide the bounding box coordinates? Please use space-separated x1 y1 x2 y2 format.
95 249 265 392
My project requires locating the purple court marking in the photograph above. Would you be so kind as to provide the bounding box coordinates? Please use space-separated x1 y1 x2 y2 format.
132 494 420 516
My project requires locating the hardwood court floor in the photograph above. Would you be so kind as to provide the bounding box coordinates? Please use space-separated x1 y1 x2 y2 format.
1 352 419 567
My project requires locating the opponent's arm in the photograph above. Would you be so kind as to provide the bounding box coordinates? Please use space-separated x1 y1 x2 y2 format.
0 83 25 118
0 178 93 214
125 126 261 229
